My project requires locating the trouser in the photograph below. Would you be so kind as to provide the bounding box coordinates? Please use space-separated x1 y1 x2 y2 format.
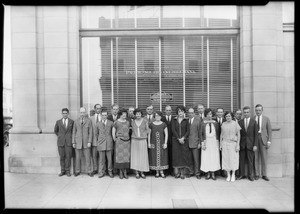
75 148 92 173
254 134 268 177
167 139 174 175
91 146 98 172
99 150 113 175
58 145 73 173
190 148 200 176
239 148 255 177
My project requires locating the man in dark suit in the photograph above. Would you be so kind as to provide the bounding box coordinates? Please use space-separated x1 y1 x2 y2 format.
90 104 102 175
144 104 155 124
196 104 205 120
238 106 258 181
253 104 272 181
214 107 226 177
107 104 119 122
72 107 93 177
234 109 242 122
95 108 114 178
187 107 202 179
54 108 74 177
161 105 174 176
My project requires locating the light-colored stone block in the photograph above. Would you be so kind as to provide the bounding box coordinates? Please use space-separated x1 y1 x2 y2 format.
240 92 253 108
12 48 36 64
284 46 294 62
271 128 281 139
268 139 281 154
252 30 277 46
252 14 278 30
253 46 277 61
69 64 79 80
45 64 69 79
240 46 252 62
283 32 294 47
284 78 294 92
252 61 276 77
11 6 36 17
43 17 68 32
284 62 294 77
282 138 294 153
69 49 78 64
253 92 277 109
11 17 36 33
253 77 276 92
13 79 38 95
41 157 60 167
282 2 295 23
276 77 285 92
240 62 251 77
242 77 252 93
45 79 69 95
68 33 79 49
12 64 37 80
44 48 68 64
9 157 41 167
240 30 251 46
12 33 36 48
276 46 284 61
283 162 294 177
45 95 69 110
252 3 282 15
44 33 68 48
240 14 251 31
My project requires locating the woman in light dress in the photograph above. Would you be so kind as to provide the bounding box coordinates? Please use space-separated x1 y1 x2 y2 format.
130 108 150 179
200 108 221 180
220 111 241 182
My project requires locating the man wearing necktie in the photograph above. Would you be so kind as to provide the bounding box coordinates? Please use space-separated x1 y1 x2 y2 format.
90 104 102 175
144 104 155 124
214 107 226 178
238 106 258 181
72 107 93 177
187 107 202 179
107 104 119 122
54 108 74 177
95 108 114 178
161 105 174 176
197 104 205 121
253 104 272 181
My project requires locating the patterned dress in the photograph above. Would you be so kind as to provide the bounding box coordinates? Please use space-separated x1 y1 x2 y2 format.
113 120 131 169
149 122 169 170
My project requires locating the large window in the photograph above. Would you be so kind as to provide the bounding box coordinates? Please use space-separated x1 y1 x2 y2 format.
81 6 239 114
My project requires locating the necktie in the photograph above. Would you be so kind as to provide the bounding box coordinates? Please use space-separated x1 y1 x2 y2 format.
168 116 170 122
63 119 66 128
148 115 150 121
81 118 84 125
96 114 99 123
189 119 191 125
209 123 212 133
103 120 105 127
258 116 260 131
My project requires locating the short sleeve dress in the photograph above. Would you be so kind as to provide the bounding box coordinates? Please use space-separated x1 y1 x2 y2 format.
220 120 241 171
149 122 169 170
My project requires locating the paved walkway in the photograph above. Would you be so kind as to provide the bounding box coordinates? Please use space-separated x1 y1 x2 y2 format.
4 172 294 211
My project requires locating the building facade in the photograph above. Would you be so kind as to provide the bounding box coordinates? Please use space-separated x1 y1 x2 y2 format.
7 2 294 177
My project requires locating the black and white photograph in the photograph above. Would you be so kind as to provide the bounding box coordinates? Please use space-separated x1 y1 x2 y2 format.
2 2 294 211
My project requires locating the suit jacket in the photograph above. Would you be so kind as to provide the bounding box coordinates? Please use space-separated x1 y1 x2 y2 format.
90 114 102 146
171 117 190 140
107 114 119 122
213 117 225 139
161 115 173 137
196 113 205 121
144 114 156 124
188 117 202 149
239 118 258 150
72 117 93 149
201 120 220 141
54 118 74 147
95 120 114 151
253 115 272 145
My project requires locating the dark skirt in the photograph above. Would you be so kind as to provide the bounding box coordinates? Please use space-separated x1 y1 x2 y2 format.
114 137 130 169
172 137 193 168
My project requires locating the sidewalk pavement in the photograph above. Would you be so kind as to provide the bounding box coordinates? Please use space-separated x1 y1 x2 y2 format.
4 172 294 211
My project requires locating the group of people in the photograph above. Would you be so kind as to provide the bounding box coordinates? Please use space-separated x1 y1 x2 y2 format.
54 103 272 182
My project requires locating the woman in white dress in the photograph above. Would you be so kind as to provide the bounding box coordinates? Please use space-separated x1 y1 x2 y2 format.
200 108 221 180
220 111 241 182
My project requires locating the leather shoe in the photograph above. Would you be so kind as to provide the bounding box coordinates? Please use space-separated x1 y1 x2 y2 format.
262 176 269 181
237 175 246 180
180 174 185 179
66 172 71 177
211 173 216 180
58 172 66 177
108 172 114 178
248 176 254 181
98 174 105 178
92 170 98 175
141 173 146 179
255 176 259 180
196 175 201 179
205 173 211 180
74 172 80 177
175 174 180 179
88 172 94 177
